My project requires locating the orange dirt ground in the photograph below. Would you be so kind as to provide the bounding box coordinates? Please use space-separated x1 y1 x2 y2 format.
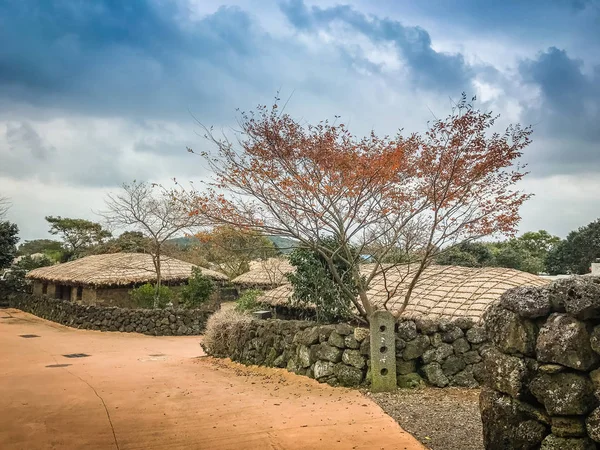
0 309 423 450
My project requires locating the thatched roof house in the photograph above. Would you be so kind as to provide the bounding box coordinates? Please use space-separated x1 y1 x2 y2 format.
258 265 550 322
231 258 295 289
27 253 228 307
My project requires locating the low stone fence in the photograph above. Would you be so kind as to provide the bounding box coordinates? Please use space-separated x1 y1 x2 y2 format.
480 277 600 449
205 314 489 388
8 293 212 336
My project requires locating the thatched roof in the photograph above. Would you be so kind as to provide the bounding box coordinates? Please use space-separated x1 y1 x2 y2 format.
26 253 228 287
231 258 295 287
257 265 550 321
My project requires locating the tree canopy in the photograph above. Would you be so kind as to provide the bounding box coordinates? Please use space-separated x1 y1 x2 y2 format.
0 221 19 269
546 219 600 275
193 226 279 278
435 230 560 274
45 216 111 259
183 95 531 321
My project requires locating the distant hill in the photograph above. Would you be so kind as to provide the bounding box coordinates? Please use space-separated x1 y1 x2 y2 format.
167 236 198 248
166 235 298 254
267 236 298 254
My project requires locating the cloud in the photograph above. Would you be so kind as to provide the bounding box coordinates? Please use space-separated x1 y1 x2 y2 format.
517 47 600 174
0 1 271 121
0 0 598 241
280 0 473 91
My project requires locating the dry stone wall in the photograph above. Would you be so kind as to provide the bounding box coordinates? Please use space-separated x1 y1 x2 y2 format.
206 315 489 388
480 277 600 449
8 293 211 336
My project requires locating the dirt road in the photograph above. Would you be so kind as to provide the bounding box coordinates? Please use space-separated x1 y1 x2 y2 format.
0 309 422 450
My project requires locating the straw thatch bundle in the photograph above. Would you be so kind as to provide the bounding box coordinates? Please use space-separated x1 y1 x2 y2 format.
231 258 295 287
26 253 228 287
257 265 550 321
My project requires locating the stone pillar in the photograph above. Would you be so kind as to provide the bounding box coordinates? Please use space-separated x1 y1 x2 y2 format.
370 310 397 392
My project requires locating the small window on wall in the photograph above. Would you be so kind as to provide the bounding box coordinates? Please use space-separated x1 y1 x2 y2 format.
77 286 83 301
42 283 48 295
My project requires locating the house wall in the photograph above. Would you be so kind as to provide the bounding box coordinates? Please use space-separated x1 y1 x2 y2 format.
95 287 136 308
46 283 56 298
32 281 44 296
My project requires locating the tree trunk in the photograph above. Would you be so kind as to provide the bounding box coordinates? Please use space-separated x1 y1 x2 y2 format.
154 247 162 309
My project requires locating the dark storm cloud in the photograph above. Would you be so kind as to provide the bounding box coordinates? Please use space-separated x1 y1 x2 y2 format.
280 0 473 91
518 47 600 174
0 0 266 121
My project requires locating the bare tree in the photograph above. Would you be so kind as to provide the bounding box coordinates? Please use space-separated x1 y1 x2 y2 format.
0 196 10 220
101 181 201 307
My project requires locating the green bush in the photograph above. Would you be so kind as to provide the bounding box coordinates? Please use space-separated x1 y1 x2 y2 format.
130 283 171 309
235 289 262 312
287 236 355 323
180 267 215 309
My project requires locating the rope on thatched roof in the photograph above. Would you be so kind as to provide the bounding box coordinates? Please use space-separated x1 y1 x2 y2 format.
257 265 550 321
26 253 228 287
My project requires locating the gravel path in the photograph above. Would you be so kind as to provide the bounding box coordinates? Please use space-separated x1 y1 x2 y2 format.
366 387 483 450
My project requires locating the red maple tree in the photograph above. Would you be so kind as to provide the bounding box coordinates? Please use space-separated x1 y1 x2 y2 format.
183 95 532 321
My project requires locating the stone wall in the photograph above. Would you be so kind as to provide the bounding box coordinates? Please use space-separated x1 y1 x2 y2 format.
8 293 212 336
480 277 600 449
206 314 489 388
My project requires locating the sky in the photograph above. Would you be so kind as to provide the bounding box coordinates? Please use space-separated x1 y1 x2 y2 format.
1 0 599 241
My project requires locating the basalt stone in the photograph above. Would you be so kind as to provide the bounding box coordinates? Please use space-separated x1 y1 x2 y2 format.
480 388 549 450
551 416 587 438
442 326 464 343
296 345 313 368
422 362 449 387
552 276 600 320
586 407 600 442
314 343 343 363
430 333 443 348
415 318 438 334
591 326 600 356
540 435 596 450
296 327 320 345
313 360 335 380
318 325 336 343
397 373 425 389
530 372 596 416
333 363 363 386
328 331 346 349
354 327 370 342
396 358 417 375
537 314 599 371
402 335 430 361
422 343 455 364
344 335 360 349
342 349 366 369
395 337 407 355
396 320 418 341
442 355 466 376
453 337 471 354
334 323 354 336
501 285 552 318
359 338 370 356
485 304 537 356
463 350 482 365
453 317 475 330
483 347 534 398
466 326 487 344
451 367 479 388
591 368 600 390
